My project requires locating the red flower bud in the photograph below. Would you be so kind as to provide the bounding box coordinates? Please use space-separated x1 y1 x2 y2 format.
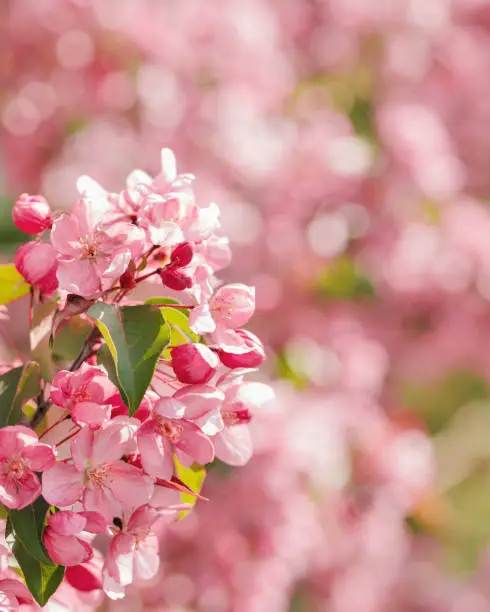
171 241 194 268
171 343 219 384
217 329 265 369
12 193 52 234
14 241 58 294
160 267 193 291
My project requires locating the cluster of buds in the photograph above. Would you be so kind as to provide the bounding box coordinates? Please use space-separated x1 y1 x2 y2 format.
0 149 272 606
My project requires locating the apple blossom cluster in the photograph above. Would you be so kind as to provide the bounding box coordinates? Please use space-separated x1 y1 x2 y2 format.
0 148 271 607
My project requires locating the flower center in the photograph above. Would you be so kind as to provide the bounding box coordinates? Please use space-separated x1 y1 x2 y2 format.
221 408 251 426
73 388 91 403
155 417 183 443
5 456 27 481
86 464 109 489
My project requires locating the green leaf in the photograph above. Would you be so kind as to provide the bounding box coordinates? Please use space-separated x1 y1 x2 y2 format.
315 257 374 301
88 304 170 415
145 298 199 359
0 362 41 427
13 541 64 606
174 457 206 519
0 264 30 304
9 496 52 565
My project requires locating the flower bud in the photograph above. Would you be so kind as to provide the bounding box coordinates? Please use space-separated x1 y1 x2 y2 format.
210 284 255 329
14 241 58 294
160 267 193 291
171 241 194 268
217 329 265 369
12 193 52 234
171 343 219 384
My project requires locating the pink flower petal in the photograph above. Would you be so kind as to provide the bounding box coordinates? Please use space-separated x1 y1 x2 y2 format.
214 425 253 466
108 463 154 509
133 535 159 580
106 533 135 586
138 430 172 480
48 510 87 536
42 463 84 507
50 214 81 257
57 260 100 296
44 530 92 567
71 402 111 427
23 443 56 472
153 398 186 420
0 426 38 458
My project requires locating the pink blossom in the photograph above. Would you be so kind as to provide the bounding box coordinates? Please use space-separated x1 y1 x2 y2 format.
50 364 116 427
0 577 34 610
102 505 162 600
0 426 56 509
12 193 52 235
189 283 255 334
214 374 274 466
215 328 266 369
44 510 106 567
42 420 153 521
137 398 215 480
50 198 142 296
171 343 219 384
14 241 58 294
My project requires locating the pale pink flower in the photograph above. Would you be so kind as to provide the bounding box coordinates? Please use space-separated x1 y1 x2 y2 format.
171 343 219 384
102 505 162 600
14 241 58 294
42 420 153 521
12 193 52 235
189 283 256 334
0 426 56 509
43 510 106 567
50 364 116 427
214 373 274 466
137 398 215 480
50 198 141 296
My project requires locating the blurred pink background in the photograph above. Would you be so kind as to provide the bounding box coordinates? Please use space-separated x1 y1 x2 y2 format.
5 1 490 610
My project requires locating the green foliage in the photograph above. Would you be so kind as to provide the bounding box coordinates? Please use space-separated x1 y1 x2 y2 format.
13 541 64 606
9 497 52 565
402 371 489 435
315 257 374 301
0 362 41 427
145 298 199 359
88 303 170 415
174 457 206 519
0 264 30 304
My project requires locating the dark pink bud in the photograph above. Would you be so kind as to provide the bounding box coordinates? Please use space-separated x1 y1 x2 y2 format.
217 329 265 369
14 241 58 294
160 267 193 291
12 193 52 234
171 241 194 268
171 343 219 384
119 265 137 289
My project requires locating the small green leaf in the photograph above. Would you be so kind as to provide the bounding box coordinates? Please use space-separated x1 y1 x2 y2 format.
0 362 41 427
0 264 30 304
315 257 374 301
9 496 52 565
145 298 199 359
174 457 206 519
13 541 64 606
88 304 170 415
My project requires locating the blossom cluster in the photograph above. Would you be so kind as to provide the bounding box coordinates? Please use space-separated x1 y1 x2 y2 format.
0 148 271 607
